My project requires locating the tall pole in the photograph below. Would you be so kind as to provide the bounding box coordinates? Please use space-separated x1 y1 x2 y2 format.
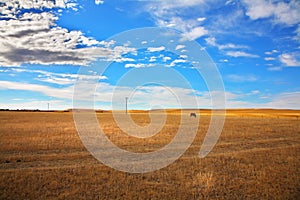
125 97 128 114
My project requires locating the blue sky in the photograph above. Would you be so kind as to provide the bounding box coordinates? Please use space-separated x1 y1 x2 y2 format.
0 0 300 110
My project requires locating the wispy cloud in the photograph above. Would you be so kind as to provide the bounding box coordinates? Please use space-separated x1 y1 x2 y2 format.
226 51 259 58
265 50 278 55
227 74 258 82
264 57 276 61
9 68 107 85
175 45 185 50
225 91 300 109
205 36 248 50
143 1 208 40
265 92 300 109
1 79 299 110
249 90 260 95
267 66 282 71
0 80 202 109
279 53 300 67
0 81 73 99
147 46 166 52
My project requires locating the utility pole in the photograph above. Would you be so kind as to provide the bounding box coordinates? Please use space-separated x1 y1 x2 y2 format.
125 97 128 114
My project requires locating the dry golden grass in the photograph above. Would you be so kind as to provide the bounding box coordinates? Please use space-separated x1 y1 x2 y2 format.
0 109 299 199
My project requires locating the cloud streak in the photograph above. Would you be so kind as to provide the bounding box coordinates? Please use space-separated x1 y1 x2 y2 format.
144 1 208 40
205 36 248 50
1 79 299 110
226 51 259 58
147 46 166 52
0 80 73 99
227 74 258 82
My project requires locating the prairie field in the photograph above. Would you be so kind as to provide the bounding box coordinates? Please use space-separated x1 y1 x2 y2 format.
0 109 299 199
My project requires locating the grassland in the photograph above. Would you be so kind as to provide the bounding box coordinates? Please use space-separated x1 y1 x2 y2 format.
0 109 299 199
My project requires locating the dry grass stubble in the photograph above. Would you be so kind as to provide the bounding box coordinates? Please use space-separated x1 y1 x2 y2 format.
0 110 299 199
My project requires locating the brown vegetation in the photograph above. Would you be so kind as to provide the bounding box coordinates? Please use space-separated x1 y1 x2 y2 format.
0 109 299 199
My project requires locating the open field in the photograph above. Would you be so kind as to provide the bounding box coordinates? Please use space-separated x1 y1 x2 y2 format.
0 109 300 199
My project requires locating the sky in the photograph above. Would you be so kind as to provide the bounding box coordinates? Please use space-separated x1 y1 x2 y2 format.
0 0 300 110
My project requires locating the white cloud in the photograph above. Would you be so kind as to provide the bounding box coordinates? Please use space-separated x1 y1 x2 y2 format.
149 56 157 62
168 59 188 67
226 51 259 58
179 55 188 59
95 0 104 5
265 51 272 55
0 80 113 106
175 45 185 50
114 57 136 63
264 57 275 61
265 50 279 56
206 8 247 37
124 63 155 68
222 91 300 109
205 36 248 50
172 59 187 64
221 43 247 50
0 79 205 110
227 74 258 82
147 46 166 52
265 92 300 109
99 40 116 47
181 26 208 41
243 0 276 20
279 53 300 67
110 46 136 59
35 77 76 85
0 1 135 67
225 0 234 5
243 0 300 26
1 78 299 110
162 56 172 62
0 81 73 99
0 0 71 17
267 66 282 71
8 68 107 85
249 90 260 95
40 73 107 85
144 1 209 40
205 37 217 46
220 59 229 63
197 17 206 22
